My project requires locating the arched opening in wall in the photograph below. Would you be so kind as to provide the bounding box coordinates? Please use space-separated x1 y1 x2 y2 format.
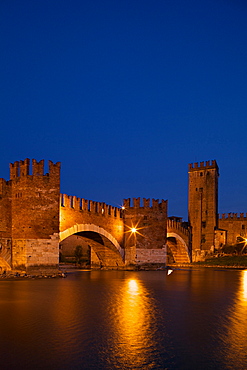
59 230 125 268
59 234 90 266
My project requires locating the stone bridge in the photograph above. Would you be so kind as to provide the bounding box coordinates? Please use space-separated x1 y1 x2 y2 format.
59 195 191 267
166 219 191 263
0 157 202 272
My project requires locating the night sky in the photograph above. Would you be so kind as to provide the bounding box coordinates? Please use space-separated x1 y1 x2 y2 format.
1 0 247 220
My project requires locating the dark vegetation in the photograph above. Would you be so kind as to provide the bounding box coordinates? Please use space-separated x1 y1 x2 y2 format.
195 239 247 267
59 245 90 266
194 255 247 267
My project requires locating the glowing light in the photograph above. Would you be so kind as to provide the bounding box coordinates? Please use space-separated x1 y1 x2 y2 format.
219 270 247 368
110 278 156 368
242 270 247 301
240 238 247 254
128 279 139 293
167 269 173 275
121 206 125 210
125 221 145 240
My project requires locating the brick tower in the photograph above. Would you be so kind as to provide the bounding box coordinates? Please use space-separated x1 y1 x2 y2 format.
10 159 61 271
188 160 219 261
122 197 167 266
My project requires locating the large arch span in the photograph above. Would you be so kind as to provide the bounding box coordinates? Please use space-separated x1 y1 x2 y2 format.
59 223 124 258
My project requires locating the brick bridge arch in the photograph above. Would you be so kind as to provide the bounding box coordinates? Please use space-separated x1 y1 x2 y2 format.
60 224 125 268
59 195 125 267
60 223 124 257
167 220 191 263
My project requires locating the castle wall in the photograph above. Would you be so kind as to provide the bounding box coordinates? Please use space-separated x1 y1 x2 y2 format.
218 213 247 246
123 198 167 265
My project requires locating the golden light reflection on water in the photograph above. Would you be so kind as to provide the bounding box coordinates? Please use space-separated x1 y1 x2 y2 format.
242 270 247 301
109 277 158 369
222 270 247 368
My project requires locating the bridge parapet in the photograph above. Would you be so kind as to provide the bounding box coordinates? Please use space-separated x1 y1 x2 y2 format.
167 219 189 236
60 194 123 218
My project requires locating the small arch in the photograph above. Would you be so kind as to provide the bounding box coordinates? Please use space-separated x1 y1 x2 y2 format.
167 232 190 262
60 223 124 258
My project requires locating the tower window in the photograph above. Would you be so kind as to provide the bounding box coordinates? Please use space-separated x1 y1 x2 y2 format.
202 221 206 228
200 172 203 176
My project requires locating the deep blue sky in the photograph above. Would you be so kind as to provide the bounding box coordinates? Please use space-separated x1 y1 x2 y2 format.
1 0 247 219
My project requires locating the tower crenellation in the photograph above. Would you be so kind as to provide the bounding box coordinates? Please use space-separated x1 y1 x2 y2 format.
9 158 61 182
123 197 167 211
133 197 140 208
19 158 30 177
32 159 44 176
143 198 150 208
189 160 219 172
10 161 19 180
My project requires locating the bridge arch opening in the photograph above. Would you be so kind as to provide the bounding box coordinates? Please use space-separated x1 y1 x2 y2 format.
59 224 125 268
167 232 191 263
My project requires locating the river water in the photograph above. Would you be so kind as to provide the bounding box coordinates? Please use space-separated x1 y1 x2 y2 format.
1 268 247 369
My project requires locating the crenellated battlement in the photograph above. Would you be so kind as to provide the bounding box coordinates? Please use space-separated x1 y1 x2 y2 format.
188 160 218 172
123 197 167 210
60 194 123 218
219 212 247 220
32 159 44 176
9 158 60 180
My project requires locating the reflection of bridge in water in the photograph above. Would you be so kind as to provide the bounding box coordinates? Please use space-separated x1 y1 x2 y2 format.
59 195 191 267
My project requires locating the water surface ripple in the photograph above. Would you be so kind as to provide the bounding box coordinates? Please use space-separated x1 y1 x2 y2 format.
0 269 247 369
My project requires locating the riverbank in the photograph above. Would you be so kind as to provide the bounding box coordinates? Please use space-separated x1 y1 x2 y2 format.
0 270 67 280
170 255 247 269
1 256 247 279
